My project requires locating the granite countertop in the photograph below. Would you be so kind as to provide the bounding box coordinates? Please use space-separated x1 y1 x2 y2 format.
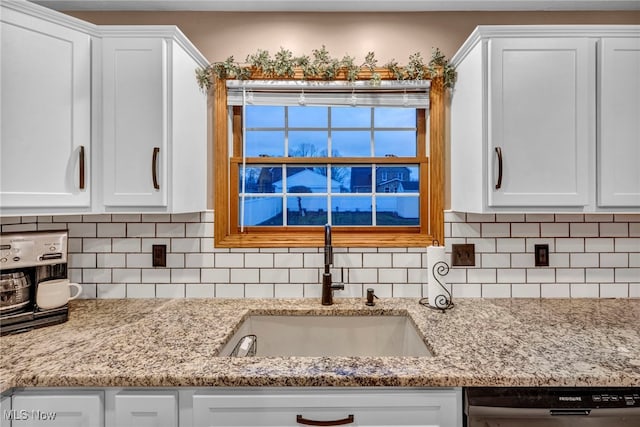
1 298 639 393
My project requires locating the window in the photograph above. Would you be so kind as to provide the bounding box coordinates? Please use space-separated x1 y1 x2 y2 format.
213 73 445 248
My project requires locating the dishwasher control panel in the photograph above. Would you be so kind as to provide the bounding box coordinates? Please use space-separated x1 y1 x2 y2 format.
467 387 640 409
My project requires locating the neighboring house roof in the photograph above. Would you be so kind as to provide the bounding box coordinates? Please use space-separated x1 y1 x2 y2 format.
273 169 341 193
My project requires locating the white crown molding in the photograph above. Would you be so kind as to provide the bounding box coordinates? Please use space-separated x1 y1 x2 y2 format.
28 0 640 12
451 24 640 65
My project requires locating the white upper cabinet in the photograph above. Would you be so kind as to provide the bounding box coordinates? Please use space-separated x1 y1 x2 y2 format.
0 2 92 214
0 1 208 216
598 37 640 207
451 25 640 213
101 31 208 213
488 37 594 208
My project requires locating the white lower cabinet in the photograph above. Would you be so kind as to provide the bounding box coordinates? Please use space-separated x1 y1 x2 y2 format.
10 390 103 427
1 394 11 427
5 388 462 427
187 388 462 427
108 390 178 427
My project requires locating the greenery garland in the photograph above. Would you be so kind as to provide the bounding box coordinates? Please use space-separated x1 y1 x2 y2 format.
196 46 456 91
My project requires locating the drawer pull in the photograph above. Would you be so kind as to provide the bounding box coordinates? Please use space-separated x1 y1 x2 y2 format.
152 147 160 190
296 414 354 426
495 146 503 190
79 145 86 190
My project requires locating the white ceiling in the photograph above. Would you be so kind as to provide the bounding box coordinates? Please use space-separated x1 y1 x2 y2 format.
29 0 640 12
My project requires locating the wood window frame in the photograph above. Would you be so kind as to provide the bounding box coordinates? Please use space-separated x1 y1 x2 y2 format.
214 70 445 248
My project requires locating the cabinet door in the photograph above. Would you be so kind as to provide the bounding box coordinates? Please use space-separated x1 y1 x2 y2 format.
0 8 91 209
192 388 461 427
598 37 640 207
102 38 167 207
114 392 177 427
488 38 594 207
1 394 10 427
11 392 103 427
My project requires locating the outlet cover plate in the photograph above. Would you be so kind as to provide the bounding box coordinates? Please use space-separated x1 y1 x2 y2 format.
451 243 475 267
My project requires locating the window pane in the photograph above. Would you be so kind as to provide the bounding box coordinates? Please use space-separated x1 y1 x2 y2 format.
332 131 371 157
337 165 373 193
374 131 416 157
239 166 282 193
288 131 328 157
375 165 419 193
241 196 283 226
246 131 285 157
376 196 419 225
289 106 328 127
246 106 284 128
331 107 371 128
332 196 372 226
286 196 328 225
330 166 351 192
286 166 328 193
374 108 416 128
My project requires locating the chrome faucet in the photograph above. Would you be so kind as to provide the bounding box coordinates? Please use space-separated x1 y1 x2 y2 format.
321 224 344 305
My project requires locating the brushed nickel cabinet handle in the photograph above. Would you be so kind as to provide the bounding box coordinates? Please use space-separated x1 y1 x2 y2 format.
79 145 85 190
152 147 160 190
296 414 354 426
495 146 503 190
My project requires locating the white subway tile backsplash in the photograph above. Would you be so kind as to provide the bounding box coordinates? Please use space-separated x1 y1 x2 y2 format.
274 283 304 298
245 283 274 298
127 283 156 298
156 223 185 238
571 283 599 298
230 268 260 283
362 253 392 268
541 283 570 298
83 269 112 283
215 284 244 298
83 238 112 253
97 254 126 268
570 253 600 268
600 223 629 237
615 268 640 283
541 223 569 237
273 253 301 268
585 268 614 283
97 223 125 238
600 283 629 298
156 283 185 298
482 283 511 298
67 223 97 238
97 283 126 299
556 238 585 253
172 269 200 283
171 238 201 253
141 269 171 283
468 268 497 283
185 283 215 298
5 210 637 300
511 283 541 298
615 238 640 253
185 254 215 268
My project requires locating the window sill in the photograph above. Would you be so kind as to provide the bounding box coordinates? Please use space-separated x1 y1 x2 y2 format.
214 229 437 248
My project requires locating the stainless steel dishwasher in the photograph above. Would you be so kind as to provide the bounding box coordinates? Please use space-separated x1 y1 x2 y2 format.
465 387 640 426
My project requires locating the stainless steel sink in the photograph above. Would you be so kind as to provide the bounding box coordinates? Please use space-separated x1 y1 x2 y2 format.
219 315 432 357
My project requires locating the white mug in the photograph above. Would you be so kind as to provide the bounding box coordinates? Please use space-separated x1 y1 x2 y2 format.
36 279 82 310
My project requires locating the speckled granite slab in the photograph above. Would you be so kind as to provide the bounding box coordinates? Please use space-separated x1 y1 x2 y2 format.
1 298 639 393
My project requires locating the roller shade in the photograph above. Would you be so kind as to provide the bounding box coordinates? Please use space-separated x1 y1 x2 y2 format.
226 80 430 108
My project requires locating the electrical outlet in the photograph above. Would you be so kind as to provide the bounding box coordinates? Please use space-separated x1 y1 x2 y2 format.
152 244 167 267
451 243 475 266
534 244 549 267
